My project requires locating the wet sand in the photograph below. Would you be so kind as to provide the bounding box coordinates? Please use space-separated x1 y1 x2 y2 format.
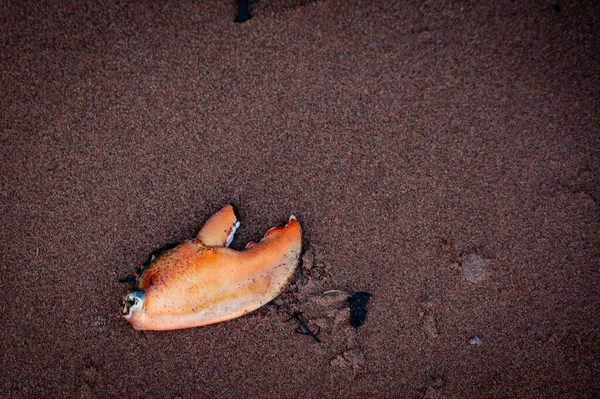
1 1 599 397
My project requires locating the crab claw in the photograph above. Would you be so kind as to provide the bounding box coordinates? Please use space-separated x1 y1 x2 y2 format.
122 208 302 331
196 204 240 247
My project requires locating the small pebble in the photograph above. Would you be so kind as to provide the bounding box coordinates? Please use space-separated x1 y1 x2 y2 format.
468 336 483 346
271 298 284 306
461 254 491 283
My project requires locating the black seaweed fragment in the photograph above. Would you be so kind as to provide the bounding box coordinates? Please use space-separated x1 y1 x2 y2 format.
287 312 321 343
348 292 372 328
234 0 252 23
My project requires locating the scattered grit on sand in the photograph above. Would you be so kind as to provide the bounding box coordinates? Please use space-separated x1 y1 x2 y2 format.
1 1 599 398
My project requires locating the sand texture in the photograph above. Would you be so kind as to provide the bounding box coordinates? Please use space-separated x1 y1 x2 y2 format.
1 1 599 397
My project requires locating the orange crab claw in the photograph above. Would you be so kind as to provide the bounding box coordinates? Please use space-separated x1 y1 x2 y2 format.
122 207 302 331
196 204 240 247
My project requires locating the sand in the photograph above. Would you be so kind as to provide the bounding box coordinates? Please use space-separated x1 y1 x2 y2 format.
1 1 599 397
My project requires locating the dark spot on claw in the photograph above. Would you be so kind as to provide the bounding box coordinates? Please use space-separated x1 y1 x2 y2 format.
349 292 372 328
139 243 179 271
